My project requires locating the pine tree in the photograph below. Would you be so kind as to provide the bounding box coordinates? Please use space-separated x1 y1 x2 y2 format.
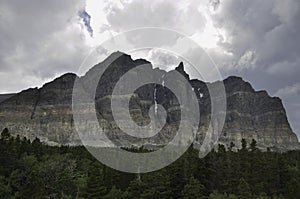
104 186 123 199
250 139 258 152
241 139 248 151
125 178 147 199
140 170 172 199
286 166 300 199
168 158 186 198
85 163 107 198
0 175 11 198
0 128 10 141
181 176 205 199
237 178 252 199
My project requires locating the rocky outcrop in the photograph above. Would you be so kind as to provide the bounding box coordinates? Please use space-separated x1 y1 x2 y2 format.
0 52 298 150
219 77 298 150
0 74 76 145
0 94 15 103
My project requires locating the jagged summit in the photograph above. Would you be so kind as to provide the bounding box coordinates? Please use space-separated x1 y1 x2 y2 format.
42 73 77 89
176 62 184 71
175 62 190 80
83 51 151 79
0 52 298 150
102 51 150 66
223 76 255 93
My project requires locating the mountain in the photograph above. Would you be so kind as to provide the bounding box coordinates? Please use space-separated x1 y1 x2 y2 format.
0 52 298 150
0 93 15 103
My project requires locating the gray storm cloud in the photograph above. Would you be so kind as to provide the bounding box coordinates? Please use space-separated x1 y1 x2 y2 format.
0 0 90 92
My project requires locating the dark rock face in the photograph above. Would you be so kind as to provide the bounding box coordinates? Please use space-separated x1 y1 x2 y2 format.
0 52 298 150
220 77 298 150
0 74 76 145
0 94 15 103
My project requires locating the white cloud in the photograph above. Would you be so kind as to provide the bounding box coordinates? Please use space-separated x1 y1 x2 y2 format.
275 83 300 98
103 0 207 35
236 50 257 70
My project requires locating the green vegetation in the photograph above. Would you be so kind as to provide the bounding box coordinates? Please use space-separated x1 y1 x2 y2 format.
0 129 299 199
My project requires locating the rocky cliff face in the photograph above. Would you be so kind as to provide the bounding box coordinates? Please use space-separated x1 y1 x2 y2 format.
0 52 298 150
0 94 15 103
0 74 76 145
219 77 298 150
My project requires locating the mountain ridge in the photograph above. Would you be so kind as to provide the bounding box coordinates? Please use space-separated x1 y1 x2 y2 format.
0 52 298 151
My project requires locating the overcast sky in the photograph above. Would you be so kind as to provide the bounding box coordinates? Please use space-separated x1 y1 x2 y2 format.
0 0 299 139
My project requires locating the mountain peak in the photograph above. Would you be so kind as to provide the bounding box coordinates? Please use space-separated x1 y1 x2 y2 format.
176 62 184 71
0 52 298 149
224 76 255 93
104 51 132 64
109 51 128 57
175 62 190 80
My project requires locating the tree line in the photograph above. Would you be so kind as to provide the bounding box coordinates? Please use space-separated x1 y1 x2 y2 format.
0 128 299 199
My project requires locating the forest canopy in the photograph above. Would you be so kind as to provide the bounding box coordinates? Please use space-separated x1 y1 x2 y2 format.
0 128 299 199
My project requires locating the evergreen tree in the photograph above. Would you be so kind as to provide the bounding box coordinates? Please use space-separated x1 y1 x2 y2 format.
286 166 300 199
85 162 107 198
0 175 11 198
241 139 248 151
250 139 258 152
237 178 252 199
168 158 186 198
181 176 205 199
125 178 147 199
0 133 299 198
0 128 10 141
140 170 172 199
104 186 124 199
